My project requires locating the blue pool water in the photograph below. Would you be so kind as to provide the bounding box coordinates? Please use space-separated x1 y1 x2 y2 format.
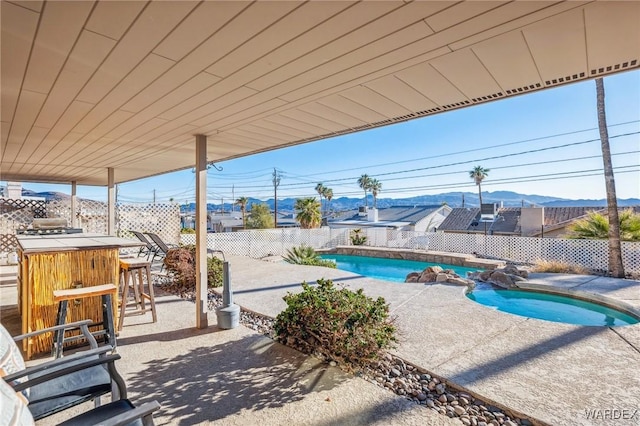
318 254 479 283
467 286 639 326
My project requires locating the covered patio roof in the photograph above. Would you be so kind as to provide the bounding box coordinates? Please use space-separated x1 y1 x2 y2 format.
2 1 639 186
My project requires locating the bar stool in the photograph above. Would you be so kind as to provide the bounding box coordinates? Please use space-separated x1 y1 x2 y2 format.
52 283 117 358
118 258 157 331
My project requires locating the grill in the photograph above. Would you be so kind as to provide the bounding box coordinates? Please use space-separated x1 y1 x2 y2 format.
16 228 84 236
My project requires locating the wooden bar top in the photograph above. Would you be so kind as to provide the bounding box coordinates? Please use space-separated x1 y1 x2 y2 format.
53 283 118 301
16 233 143 254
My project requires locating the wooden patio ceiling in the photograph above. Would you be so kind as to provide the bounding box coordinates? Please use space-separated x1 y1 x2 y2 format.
2 1 639 186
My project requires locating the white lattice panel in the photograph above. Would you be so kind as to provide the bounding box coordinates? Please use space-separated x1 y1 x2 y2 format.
118 203 181 245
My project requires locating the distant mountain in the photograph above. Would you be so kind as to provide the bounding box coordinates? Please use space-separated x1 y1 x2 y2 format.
20 189 639 211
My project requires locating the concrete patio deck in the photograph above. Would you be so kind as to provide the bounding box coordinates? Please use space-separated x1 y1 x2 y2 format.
1 255 639 425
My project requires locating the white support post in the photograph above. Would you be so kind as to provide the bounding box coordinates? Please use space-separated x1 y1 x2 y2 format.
195 134 208 329
107 168 115 236
70 181 77 228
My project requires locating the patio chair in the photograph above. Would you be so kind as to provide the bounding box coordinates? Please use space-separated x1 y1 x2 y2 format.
1 374 160 426
130 230 161 260
1 319 127 421
144 232 178 271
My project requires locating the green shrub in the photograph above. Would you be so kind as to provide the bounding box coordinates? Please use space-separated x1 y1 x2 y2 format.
163 245 223 290
180 228 196 234
283 245 336 268
274 279 396 369
350 228 367 245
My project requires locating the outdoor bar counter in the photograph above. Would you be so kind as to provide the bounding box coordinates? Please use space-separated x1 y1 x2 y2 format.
16 234 142 359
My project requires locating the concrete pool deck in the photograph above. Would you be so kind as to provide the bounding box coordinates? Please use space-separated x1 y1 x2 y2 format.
2 256 639 425
224 255 640 426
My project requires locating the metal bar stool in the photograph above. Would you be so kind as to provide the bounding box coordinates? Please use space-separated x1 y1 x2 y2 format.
52 283 118 358
118 258 157 331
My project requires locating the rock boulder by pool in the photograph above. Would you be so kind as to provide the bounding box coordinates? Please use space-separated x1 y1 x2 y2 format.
467 263 529 289
405 265 475 287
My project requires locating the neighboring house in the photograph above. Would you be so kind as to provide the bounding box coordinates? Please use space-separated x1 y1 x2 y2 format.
328 205 452 232
438 206 640 237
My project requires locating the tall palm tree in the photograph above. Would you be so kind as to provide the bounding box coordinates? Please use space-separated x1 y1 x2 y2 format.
315 183 326 215
323 187 333 217
596 77 624 277
357 174 372 208
235 196 249 229
370 178 382 209
469 166 490 206
295 197 321 229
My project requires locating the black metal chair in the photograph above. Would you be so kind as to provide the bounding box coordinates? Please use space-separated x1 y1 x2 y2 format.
1 320 126 421
144 232 178 271
1 373 160 426
130 230 160 260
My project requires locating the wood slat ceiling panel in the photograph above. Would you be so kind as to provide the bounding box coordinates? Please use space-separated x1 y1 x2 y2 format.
246 1 403 92
239 123 304 143
33 31 116 129
206 2 350 79
8 1 43 13
296 102 367 129
448 2 589 51
22 1 93 94
71 54 175 134
76 1 198 105
85 0 147 41
395 62 466 107
339 86 411 119
430 49 503 100
153 1 250 62
261 113 342 136
584 2 640 72
193 98 287 134
248 120 315 140
316 95 386 124
24 100 93 165
364 76 438 113
472 32 542 91
0 3 38 126
522 9 586 83
161 86 256 123
2 1 640 186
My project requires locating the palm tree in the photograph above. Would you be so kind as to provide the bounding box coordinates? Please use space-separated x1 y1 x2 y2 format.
295 197 321 229
568 209 640 242
596 77 624 277
323 187 333 217
357 174 372 208
469 166 490 206
369 178 382 209
315 183 326 215
235 196 249 229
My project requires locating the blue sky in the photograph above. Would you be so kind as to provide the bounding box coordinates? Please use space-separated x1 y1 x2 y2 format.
7 69 640 204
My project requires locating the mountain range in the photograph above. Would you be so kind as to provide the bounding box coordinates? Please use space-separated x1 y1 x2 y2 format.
18 189 639 212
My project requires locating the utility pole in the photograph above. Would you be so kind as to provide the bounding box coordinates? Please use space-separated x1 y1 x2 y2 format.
272 168 281 228
153 189 156 204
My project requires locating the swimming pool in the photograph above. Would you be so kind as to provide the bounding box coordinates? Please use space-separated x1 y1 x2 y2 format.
318 254 479 283
467 285 640 326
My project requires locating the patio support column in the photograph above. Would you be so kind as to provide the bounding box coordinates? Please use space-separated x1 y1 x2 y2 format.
107 168 115 236
195 134 208 329
70 181 77 228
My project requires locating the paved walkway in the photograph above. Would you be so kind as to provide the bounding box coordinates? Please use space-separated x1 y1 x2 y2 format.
2 257 639 426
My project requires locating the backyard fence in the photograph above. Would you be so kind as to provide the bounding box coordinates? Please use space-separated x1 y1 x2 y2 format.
181 228 640 274
0 198 180 256
2 199 638 274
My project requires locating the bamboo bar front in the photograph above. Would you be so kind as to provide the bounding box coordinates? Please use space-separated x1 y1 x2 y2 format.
16 234 141 359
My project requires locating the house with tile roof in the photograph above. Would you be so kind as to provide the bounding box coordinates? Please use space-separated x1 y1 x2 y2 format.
329 205 452 232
